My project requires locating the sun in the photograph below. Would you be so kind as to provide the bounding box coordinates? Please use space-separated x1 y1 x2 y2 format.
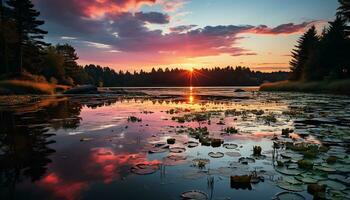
189 68 194 72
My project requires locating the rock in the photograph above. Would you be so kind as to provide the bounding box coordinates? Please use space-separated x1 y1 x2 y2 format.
63 85 98 94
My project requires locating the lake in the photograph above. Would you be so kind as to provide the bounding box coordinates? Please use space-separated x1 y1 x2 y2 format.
0 87 349 200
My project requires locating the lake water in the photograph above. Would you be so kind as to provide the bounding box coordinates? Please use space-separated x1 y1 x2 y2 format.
0 87 349 200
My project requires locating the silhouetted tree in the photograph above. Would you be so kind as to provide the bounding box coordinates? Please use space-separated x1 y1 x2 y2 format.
289 26 319 81
318 16 350 79
6 0 48 74
338 0 350 22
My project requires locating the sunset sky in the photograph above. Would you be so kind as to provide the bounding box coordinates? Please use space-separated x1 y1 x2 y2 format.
33 0 339 72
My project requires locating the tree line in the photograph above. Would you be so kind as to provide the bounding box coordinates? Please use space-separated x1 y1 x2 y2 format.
289 0 350 81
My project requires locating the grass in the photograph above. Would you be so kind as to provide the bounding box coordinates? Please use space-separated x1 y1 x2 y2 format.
0 80 70 95
260 79 350 95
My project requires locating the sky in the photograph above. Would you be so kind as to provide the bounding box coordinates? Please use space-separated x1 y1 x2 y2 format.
32 0 339 72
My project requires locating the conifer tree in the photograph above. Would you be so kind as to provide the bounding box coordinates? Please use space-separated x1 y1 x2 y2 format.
289 26 319 80
6 0 48 74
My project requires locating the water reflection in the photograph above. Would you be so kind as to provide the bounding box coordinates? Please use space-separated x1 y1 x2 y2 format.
0 92 349 200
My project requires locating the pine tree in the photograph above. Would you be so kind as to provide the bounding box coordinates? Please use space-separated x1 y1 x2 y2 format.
289 26 319 81
55 44 80 82
6 0 48 74
319 16 350 79
338 0 350 22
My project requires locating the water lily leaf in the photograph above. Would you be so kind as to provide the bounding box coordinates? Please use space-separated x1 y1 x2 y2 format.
226 151 241 157
318 180 346 190
274 192 305 200
181 190 208 200
169 147 186 153
223 143 238 149
208 152 224 158
275 166 304 176
277 181 306 192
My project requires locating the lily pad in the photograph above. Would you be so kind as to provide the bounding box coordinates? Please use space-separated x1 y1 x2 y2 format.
223 143 238 149
131 163 160 175
318 180 347 190
226 151 242 157
277 181 306 192
275 166 304 176
181 190 208 200
170 147 186 153
185 141 199 148
274 192 305 200
208 152 224 158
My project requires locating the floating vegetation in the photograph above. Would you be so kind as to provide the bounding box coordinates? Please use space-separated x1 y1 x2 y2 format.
259 113 277 124
318 180 347 190
238 157 255 164
307 184 326 199
273 192 305 200
275 166 304 176
131 163 160 175
251 109 264 115
253 146 262 156
223 143 238 149
127 116 142 122
163 155 187 166
276 181 306 192
185 141 199 148
167 138 176 144
210 138 222 148
230 175 252 190
180 190 208 200
188 127 209 138
224 109 241 116
297 159 313 170
192 158 210 169
326 156 337 164
169 147 186 153
223 126 238 134
208 152 224 158
226 151 241 157
282 128 293 136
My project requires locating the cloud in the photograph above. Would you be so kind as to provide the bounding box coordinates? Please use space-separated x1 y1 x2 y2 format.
135 12 170 24
33 0 318 68
169 25 197 33
251 21 316 35
157 0 188 12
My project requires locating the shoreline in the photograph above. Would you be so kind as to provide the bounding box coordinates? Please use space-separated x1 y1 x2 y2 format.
259 79 350 95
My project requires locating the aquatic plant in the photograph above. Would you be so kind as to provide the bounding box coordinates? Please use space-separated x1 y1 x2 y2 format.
167 138 176 144
253 146 262 156
199 136 211 146
223 127 238 134
326 156 337 164
128 116 142 122
282 128 294 136
224 109 241 116
259 113 277 124
307 184 326 199
251 109 264 115
277 160 284 167
297 159 314 170
230 175 252 190
210 138 222 148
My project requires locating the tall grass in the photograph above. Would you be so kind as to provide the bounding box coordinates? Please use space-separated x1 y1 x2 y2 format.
260 79 350 95
0 80 57 94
